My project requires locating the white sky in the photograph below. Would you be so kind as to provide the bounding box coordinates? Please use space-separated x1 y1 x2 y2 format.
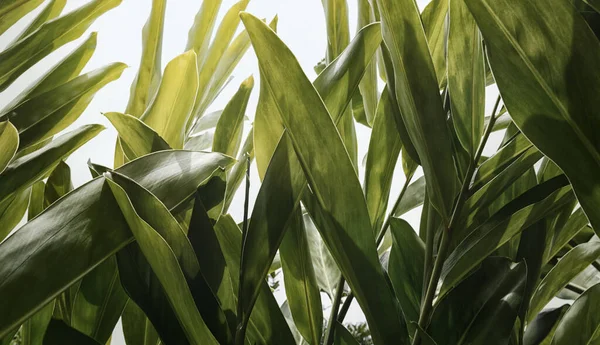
0 0 507 343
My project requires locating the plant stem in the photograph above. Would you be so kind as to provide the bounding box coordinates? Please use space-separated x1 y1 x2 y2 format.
324 279 345 345
234 154 252 345
336 174 414 323
412 95 502 345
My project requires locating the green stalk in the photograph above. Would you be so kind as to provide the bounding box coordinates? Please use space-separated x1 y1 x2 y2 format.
412 95 502 345
324 279 346 345
235 154 252 345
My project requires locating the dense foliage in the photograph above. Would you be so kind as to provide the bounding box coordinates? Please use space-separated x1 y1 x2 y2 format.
1 0 600 344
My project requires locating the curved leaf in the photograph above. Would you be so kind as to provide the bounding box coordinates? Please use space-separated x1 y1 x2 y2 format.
0 0 44 36
13 0 66 43
104 112 170 160
0 121 18 173
551 283 600 345
524 305 568 345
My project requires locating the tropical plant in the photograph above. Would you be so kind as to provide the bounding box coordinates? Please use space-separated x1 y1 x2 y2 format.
2 0 600 344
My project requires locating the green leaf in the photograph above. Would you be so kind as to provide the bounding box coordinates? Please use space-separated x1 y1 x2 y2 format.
524 305 568 345
0 188 30 241
428 258 527 345
377 0 458 223
212 75 253 156
241 13 406 344
0 150 232 338
447 0 485 156
465 0 600 236
223 128 253 213
214 215 296 345
334 322 360 345
43 319 101 345
1 32 98 114
355 0 378 126
421 0 448 86
121 301 161 345
0 124 103 205
528 241 600 321
551 283 600 344
125 0 166 117
0 0 121 91
237 133 306 334
21 300 54 345
280 209 323 345
44 161 73 206
104 112 170 160
0 0 44 36
71 257 127 344
185 0 222 67
254 22 383 178
305 212 340 299
13 0 66 43
394 176 425 217
192 0 249 120
388 218 424 335
547 208 589 261
140 51 198 149
106 175 221 345
2 63 125 151
440 176 572 297
0 121 18 173
364 87 402 233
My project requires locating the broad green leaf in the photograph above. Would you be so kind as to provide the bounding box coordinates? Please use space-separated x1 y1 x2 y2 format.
281 301 309 345
125 0 166 117
388 218 424 335
364 88 402 233
71 257 127 344
254 22 383 178
186 0 223 70
214 215 296 345
528 241 600 321
447 0 485 156
394 176 425 217
524 305 568 345
377 0 458 223
428 258 526 345
21 301 54 345
0 124 103 204
121 301 160 345
2 63 125 150
0 0 121 91
421 0 448 86
223 128 253 213
43 319 100 345
0 0 44 36
104 112 170 160
106 176 221 345
212 75 253 156
465 0 600 236
0 150 232 338
13 0 66 42
551 283 600 345
0 121 18 173
242 13 406 344
280 209 323 345
440 176 572 297
355 0 378 126
322 0 350 61
189 110 222 135
548 208 589 261
0 188 29 241
238 134 306 334
2 32 98 114
192 0 249 120
140 51 198 149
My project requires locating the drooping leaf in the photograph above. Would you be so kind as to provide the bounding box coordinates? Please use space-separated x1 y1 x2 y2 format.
465 0 600 235
212 75 253 156
125 0 166 117
528 241 600 321
377 0 458 224
0 0 121 91
447 0 485 156
242 13 406 344
0 124 104 205
140 51 198 149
